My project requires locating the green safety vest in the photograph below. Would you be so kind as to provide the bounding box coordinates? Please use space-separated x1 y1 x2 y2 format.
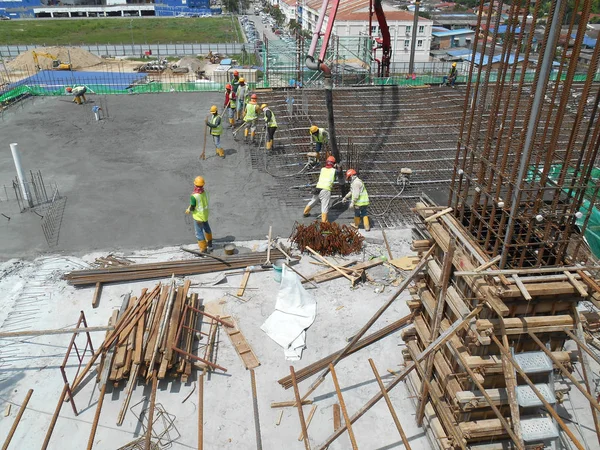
192 192 209 222
244 103 258 121
232 76 240 93
316 167 336 191
264 109 277 128
355 179 369 206
209 114 223 136
227 92 236 109
312 129 328 143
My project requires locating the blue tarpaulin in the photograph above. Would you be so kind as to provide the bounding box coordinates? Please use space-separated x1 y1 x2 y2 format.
8 70 148 92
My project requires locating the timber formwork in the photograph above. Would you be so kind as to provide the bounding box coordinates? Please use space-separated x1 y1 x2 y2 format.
403 202 600 449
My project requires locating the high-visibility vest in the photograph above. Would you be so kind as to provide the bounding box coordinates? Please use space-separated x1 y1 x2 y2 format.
209 114 223 136
244 102 258 121
316 167 336 191
72 86 86 96
354 178 369 206
312 129 328 143
192 192 209 222
264 109 277 128
226 91 236 109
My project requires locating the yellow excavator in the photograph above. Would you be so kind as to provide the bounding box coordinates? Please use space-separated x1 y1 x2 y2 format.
32 51 72 71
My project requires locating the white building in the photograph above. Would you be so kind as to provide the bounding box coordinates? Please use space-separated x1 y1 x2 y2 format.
274 0 432 64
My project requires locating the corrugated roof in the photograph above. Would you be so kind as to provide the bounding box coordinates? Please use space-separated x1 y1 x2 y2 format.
432 28 475 37
463 51 524 66
446 48 473 57
303 0 432 23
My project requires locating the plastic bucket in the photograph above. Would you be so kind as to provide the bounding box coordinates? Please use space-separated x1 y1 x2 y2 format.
273 259 285 283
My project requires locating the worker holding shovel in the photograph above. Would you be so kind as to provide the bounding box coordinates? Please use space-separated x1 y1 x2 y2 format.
185 176 213 253
206 105 225 158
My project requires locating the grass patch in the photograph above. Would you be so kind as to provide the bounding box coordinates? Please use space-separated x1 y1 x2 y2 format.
0 17 242 45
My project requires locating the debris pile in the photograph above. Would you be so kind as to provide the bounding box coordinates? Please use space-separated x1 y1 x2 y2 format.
290 221 364 256
7 46 103 71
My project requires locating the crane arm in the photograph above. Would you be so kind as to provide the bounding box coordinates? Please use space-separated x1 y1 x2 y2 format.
305 0 341 75
373 0 391 77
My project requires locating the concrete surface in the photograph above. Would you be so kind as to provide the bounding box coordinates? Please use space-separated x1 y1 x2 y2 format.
0 93 304 260
0 231 438 450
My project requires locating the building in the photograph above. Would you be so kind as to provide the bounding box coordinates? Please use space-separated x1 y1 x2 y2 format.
274 0 433 64
0 0 219 19
431 27 475 50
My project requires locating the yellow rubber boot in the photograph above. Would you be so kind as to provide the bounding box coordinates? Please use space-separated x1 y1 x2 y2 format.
198 240 208 253
244 128 249 141
363 216 371 232
321 213 328 223
216 148 225 158
205 232 213 251
351 217 360 229
266 140 272 150
251 131 256 143
303 205 311 217
229 118 235 126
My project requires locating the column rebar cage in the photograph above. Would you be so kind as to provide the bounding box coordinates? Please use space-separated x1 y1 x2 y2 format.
449 0 600 269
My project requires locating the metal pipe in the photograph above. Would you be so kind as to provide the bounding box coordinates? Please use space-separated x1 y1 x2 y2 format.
9 143 33 208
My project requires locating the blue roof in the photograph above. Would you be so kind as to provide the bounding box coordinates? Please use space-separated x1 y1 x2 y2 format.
447 48 473 57
572 33 597 48
463 52 524 66
9 70 147 91
491 25 521 34
432 28 475 38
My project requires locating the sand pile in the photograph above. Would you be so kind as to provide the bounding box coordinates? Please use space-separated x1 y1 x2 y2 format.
175 56 204 73
7 46 103 71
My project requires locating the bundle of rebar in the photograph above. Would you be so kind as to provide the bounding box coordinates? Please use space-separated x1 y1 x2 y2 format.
290 222 364 256
64 250 285 286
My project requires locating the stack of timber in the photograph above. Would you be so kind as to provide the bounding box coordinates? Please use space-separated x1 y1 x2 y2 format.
402 202 600 450
64 250 285 286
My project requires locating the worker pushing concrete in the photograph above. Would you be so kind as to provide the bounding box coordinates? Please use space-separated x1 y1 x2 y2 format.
206 105 225 158
342 169 371 231
66 86 87 105
236 77 248 121
309 125 329 155
442 62 458 88
185 176 213 253
224 84 237 127
261 103 277 151
303 155 338 223
243 93 259 144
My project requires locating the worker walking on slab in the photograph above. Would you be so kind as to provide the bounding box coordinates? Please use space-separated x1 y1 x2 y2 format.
243 94 259 144
236 77 248 121
342 169 371 231
309 125 329 155
303 155 338 223
224 84 237 127
66 86 87 105
185 176 213 253
442 62 458 88
261 103 277 151
206 105 225 158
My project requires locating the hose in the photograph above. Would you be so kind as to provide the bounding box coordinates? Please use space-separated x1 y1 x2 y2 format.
369 176 408 217
260 125 314 178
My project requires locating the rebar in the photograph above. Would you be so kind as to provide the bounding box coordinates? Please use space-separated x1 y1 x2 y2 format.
290 221 364 256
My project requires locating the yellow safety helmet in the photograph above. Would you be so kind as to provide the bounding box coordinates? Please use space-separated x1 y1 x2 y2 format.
309 125 319 134
210 105 218 113
194 176 205 187
261 103 268 109
452 62 457 67
239 77 245 83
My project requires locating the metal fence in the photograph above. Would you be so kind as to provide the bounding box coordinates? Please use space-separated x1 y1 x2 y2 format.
0 43 247 58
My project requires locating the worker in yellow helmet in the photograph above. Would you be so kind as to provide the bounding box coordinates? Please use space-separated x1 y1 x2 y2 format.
66 86 87 105
236 77 247 121
342 169 370 231
442 62 458 88
309 125 329 155
206 105 224 158
261 103 277 150
243 93 259 144
224 84 237 127
185 176 213 253
303 155 337 223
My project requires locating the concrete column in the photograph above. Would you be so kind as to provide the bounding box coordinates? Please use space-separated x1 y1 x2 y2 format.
10 143 33 208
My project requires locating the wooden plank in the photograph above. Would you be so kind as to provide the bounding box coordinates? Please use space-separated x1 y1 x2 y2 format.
511 275 531 300
92 282 102 308
134 313 145 365
424 207 453 223
222 316 260 369
305 246 361 286
564 270 589 297
290 366 311 450
455 383 570 409
298 405 317 441
304 259 382 284
2 389 33 450
237 268 251 297
329 364 358 450
333 404 341 431
500 319 523 446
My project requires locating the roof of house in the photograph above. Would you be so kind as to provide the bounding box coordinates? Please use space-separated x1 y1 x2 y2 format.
463 51 524 66
303 0 432 23
432 28 475 37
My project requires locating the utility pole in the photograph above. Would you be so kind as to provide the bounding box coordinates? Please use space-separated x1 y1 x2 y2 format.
408 0 420 75
10 143 33 208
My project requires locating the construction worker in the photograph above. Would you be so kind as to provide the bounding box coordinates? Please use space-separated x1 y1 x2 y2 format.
66 86 87 105
303 155 337 223
185 176 213 253
224 84 237 127
231 70 240 93
342 169 370 231
243 93 259 144
261 103 277 150
309 125 329 155
443 62 458 88
206 105 225 158
236 77 247 121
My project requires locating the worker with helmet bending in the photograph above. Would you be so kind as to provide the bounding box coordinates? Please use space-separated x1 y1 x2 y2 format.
342 169 371 231
261 103 277 150
303 155 338 223
243 93 260 144
66 86 87 105
236 77 248 121
309 125 329 155
185 176 213 253
224 84 237 127
443 62 458 88
206 105 225 158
